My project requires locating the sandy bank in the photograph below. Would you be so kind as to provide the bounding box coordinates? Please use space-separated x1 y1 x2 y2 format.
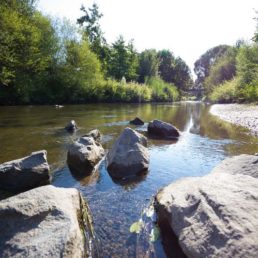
210 104 258 136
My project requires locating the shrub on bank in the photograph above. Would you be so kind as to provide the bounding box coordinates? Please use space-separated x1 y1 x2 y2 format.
210 78 237 103
145 77 179 102
99 80 152 102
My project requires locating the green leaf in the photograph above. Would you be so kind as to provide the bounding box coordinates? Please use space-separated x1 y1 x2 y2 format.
150 226 160 242
129 220 143 234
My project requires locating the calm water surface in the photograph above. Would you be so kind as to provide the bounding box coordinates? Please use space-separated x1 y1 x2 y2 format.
0 102 257 257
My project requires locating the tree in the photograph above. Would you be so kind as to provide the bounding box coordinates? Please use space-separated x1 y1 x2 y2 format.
194 45 231 89
204 47 237 94
158 50 192 90
158 50 176 83
173 57 193 91
138 49 159 83
77 3 110 73
0 0 59 103
107 36 138 81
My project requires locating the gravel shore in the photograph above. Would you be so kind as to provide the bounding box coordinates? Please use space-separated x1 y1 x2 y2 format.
210 104 258 136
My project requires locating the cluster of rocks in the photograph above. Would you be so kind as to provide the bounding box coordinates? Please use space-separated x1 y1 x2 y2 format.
0 117 180 257
2 115 257 258
155 154 258 258
0 129 105 257
66 118 180 180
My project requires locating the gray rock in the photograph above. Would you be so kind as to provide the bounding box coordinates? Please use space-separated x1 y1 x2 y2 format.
83 129 102 142
106 127 149 179
211 154 258 178
0 150 50 192
148 119 180 139
129 117 144 125
0 185 96 258
67 136 105 175
65 120 78 132
155 154 258 258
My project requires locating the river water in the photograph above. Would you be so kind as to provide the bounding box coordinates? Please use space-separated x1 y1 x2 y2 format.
0 102 257 257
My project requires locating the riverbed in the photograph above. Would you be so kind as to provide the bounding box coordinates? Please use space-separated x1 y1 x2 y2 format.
0 102 257 257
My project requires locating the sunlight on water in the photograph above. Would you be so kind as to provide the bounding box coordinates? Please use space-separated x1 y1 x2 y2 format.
0 102 257 257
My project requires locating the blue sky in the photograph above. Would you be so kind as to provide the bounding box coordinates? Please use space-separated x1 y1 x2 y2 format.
38 0 257 73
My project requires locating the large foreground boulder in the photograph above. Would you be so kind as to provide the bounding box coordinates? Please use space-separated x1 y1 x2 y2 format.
155 154 258 258
67 135 105 175
106 127 149 179
148 119 180 139
0 150 50 192
0 185 96 258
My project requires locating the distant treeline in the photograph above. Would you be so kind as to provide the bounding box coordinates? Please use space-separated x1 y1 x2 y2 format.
194 16 258 103
0 1 193 105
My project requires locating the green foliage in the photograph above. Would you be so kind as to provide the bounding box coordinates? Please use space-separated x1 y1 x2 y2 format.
77 3 110 74
107 36 138 81
208 44 258 103
129 220 144 234
146 76 179 102
236 44 258 88
210 78 238 103
158 50 193 91
0 1 183 104
0 0 59 104
138 49 159 83
204 47 237 94
100 80 152 102
194 45 231 89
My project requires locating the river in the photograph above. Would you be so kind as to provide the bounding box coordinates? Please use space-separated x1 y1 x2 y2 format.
0 102 257 257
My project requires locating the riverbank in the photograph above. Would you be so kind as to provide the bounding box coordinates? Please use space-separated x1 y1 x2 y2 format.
210 104 258 136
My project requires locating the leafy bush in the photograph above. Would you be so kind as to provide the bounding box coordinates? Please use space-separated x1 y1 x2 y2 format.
99 80 152 102
146 77 179 102
210 78 238 103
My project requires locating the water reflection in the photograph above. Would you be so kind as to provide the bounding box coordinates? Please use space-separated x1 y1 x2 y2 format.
0 102 258 257
110 170 148 190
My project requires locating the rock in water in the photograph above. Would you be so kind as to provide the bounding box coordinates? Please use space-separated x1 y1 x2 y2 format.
155 154 258 258
83 129 102 142
65 120 78 132
0 150 50 192
129 117 144 126
0 185 96 258
106 127 149 179
67 136 105 175
148 119 180 139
